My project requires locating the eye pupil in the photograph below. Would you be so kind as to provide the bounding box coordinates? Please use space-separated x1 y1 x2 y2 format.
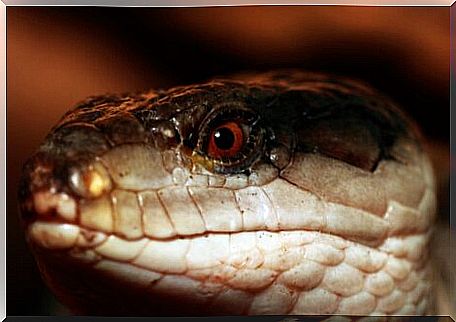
214 127 235 150
207 121 245 159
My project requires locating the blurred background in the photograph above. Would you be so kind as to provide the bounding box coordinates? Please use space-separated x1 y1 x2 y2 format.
7 6 450 315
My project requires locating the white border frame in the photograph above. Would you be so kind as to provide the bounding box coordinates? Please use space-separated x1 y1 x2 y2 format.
0 2 453 320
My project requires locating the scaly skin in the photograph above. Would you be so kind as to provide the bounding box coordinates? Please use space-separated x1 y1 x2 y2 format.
18 71 436 316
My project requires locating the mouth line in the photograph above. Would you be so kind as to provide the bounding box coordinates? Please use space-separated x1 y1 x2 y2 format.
27 190 334 246
28 220 355 274
27 219 334 248
25 177 434 253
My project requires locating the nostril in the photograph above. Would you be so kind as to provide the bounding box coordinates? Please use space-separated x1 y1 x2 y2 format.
69 161 112 199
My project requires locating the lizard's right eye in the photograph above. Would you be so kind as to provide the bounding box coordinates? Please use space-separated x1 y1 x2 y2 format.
196 106 265 174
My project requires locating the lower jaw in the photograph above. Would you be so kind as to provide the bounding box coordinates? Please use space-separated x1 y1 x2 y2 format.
27 225 434 316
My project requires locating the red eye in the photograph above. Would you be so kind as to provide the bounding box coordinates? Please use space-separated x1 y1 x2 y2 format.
207 122 244 158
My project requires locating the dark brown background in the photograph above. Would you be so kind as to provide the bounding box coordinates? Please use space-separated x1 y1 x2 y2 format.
7 7 450 315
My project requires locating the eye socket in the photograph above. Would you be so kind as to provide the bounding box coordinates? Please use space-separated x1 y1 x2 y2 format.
207 122 244 158
196 107 264 173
